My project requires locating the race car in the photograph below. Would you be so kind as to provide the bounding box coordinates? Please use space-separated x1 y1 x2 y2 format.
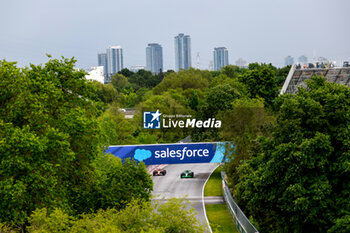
153 168 166 176
180 170 194 178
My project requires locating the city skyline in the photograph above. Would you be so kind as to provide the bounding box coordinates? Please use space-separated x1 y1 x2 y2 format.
1 0 349 70
97 42 318 73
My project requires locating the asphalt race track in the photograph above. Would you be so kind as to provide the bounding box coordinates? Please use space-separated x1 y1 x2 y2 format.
152 163 219 232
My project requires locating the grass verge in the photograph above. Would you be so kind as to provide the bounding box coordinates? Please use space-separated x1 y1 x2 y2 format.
204 165 223 196
206 204 239 233
205 165 239 233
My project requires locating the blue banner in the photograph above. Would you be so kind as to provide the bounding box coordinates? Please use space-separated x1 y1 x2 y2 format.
105 142 232 165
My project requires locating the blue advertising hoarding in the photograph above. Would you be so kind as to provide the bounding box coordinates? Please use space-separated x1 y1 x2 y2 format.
105 142 233 165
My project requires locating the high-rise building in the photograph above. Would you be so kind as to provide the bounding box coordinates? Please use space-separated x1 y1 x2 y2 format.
174 33 191 71
298 55 308 64
97 53 108 76
285 56 294 66
146 43 163 74
213 47 229 71
106 46 123 76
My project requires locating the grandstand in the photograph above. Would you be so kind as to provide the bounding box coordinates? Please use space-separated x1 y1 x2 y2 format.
280 61 350 94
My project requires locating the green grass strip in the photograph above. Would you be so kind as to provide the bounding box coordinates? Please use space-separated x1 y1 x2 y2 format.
205 166 239 232
204 165 223 196
206 204 239 233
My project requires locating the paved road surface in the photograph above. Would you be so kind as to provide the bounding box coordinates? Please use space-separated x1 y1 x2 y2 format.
152 163 219 232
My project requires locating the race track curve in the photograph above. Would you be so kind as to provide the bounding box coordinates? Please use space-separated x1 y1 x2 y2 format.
152 163 219 232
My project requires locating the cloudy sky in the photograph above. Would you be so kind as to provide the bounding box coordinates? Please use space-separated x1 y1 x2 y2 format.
1 0 349 70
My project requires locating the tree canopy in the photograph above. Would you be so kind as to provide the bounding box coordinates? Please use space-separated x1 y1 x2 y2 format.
238 63 279 106
0 58 103 225
232 76 350 232
0 58 152 229
152 68 211 95
1 199 203 233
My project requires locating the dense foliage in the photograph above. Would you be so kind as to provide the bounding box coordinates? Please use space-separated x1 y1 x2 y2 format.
0 199 203 233
238 63 279 106
232 77 350 232
0 58 152 229
220 98 275 187
0 58 102 225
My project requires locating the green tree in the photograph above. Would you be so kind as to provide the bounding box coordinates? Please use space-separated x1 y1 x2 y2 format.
90 81 118 104
202 74 248 118
189 90 199 111
25 199 203 233
117 87 139 108
209 73 245 90
79 155 152 212
98 102 137 145
136 132 158 144
220 98 274 188
0 58 103 227
238 63 278 106
203 84 240 117
234 77 350 232
111 73 129 91
136 87 151 102
0 58 153 229
191 75 248 142
221 65 245 79
126 69 162 90
153 68 211 95
118 68 134 78
125 92 138 107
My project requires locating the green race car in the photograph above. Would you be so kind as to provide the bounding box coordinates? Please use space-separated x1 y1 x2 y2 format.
180 170 194 178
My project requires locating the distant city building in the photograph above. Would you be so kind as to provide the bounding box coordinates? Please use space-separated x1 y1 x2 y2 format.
196 52 200 69
298 55 308 64
208 60 213 71
318 56 329 63
235 58 248 68
106 46 123 76
97 53 108 76
285 56 294 66
146 43 163 74
130 65 145 73
213 47 229 71
174 33 191 71
85 66 104 83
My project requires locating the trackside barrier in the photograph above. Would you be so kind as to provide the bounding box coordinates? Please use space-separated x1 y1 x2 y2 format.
280 63 296 94
221 171 259 233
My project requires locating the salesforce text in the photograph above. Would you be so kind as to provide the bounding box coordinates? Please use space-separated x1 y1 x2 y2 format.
154 147 209 160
